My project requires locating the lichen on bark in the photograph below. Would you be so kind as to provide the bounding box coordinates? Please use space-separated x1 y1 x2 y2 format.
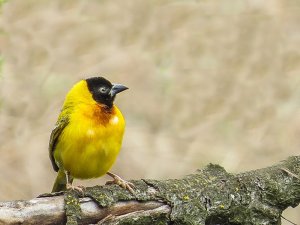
64 156 300 225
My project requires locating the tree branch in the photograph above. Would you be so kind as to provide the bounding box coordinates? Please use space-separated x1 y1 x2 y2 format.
0 156 299 225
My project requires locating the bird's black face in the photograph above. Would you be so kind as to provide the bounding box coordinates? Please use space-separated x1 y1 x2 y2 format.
86 77 128 108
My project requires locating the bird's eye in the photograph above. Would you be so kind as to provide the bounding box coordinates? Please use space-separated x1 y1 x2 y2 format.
99 86 108 94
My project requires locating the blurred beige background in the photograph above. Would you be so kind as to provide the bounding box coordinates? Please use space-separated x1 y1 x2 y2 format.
0 0 299 223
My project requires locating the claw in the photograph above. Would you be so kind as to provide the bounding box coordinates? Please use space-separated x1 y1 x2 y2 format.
66 183 85 194
106 172 135 194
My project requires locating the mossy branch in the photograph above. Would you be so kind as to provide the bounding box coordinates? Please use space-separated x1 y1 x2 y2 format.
0 156 299 225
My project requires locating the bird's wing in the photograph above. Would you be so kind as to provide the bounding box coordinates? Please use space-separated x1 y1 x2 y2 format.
49 115 69 172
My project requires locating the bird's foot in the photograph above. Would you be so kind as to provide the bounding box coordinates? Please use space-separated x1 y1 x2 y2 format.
106 172 135 194
66 183 85 194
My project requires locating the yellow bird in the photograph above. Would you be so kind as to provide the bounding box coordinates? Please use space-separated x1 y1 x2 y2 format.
49 77 133 192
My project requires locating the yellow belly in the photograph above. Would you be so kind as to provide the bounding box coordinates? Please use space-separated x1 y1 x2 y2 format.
54 106 125 179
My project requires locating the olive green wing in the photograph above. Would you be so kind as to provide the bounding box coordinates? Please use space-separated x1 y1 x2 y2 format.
49 115 69 172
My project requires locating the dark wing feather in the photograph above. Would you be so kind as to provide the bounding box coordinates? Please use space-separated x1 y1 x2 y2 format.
49 116 69 172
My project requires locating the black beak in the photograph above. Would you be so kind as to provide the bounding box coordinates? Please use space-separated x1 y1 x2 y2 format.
110 84 128 96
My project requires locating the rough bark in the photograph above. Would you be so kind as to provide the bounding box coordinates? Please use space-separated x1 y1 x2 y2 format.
0 156 299 225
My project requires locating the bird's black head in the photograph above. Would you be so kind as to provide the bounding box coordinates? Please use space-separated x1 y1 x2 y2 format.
86 77 128 108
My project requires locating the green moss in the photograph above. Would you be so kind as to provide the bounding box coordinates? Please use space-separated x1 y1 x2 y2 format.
65 191 82 225
62 157 300 225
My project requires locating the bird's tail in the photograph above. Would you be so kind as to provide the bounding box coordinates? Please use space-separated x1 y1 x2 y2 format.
52 169 73 192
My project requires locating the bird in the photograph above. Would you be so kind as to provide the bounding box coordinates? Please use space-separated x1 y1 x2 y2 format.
49 76 134 193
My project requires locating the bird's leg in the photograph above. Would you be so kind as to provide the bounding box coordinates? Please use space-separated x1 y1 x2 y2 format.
65 171 85 193
106 171 135 194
